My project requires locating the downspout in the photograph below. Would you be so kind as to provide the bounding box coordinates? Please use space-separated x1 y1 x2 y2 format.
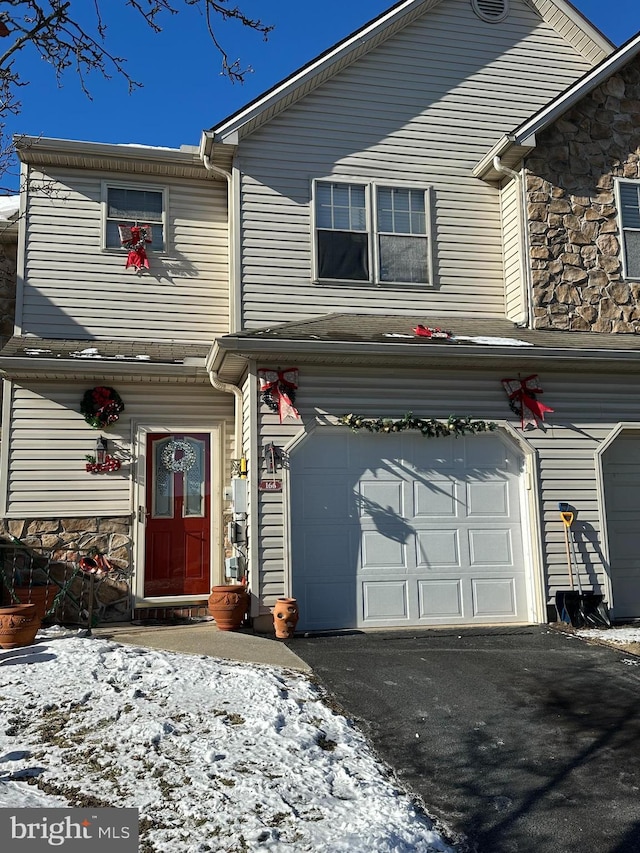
202 150 243 462
493 155 533 328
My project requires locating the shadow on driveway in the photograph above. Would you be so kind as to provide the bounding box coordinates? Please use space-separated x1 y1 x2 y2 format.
289 626 640 853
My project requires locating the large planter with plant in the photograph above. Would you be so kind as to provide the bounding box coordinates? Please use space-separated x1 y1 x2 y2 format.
0 604 41 649
207 585 250 631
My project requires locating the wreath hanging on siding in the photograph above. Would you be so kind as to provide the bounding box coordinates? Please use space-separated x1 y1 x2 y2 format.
80 386 125 429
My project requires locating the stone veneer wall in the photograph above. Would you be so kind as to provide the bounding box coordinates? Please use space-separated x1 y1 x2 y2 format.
0 516 133 622
525 57 640 332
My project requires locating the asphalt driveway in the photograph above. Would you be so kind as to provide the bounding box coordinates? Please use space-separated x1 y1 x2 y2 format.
288 626 640 853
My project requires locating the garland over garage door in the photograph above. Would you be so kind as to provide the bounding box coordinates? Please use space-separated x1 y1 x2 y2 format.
290 428 529 631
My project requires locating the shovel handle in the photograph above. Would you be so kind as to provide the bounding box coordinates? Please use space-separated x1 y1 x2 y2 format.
561 511 574 528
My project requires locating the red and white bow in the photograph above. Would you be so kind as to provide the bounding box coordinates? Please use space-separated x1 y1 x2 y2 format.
258 368 301 423
502 374 554 430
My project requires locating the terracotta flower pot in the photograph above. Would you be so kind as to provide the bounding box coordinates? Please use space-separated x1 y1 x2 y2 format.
273 597 299 639
207 585 250 631
13 586 58 622
0 604 41 649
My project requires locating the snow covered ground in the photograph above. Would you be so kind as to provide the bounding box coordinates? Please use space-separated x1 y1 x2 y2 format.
577 625 640 645
0 628 452 853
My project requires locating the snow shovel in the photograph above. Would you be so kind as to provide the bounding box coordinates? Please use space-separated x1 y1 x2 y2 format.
555 507 611 629
555 509 585 627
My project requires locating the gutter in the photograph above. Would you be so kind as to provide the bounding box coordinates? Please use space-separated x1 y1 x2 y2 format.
0 357 206 378
210 334 640 369
493 156 533 328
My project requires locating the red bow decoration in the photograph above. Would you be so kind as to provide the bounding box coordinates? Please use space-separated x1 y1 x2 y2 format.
258 368 301 423
119 224 152 271
414 325 452 339
502 374 554 430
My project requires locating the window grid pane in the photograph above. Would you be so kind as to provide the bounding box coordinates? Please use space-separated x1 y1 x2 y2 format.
377 187 426 236
106 187 164 250
316 182 366 232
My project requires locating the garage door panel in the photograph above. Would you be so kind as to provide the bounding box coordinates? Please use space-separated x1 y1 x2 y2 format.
464 436 510 470
358 480 404 516
298 529 358 577
468 529 514 566
361 531 407 568
416 530 460 567
414 480 458 517
300 477 352 521
301 581 358 629
403 433 456 471
363 580 408 620
467 481 510 517
472 577 517 617
418 579 463 618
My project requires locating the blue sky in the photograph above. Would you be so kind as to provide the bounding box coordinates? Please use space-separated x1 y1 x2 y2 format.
4 0 639 184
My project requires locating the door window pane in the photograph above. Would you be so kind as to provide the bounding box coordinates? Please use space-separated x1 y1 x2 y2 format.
184 439 206 517
153 438 173 518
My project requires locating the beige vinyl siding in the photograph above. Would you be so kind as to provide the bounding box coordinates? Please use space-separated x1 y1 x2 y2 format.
530 0 611 63
238 0 596 327
501 176 526 322
252 363 637 617
5 380 234 517
21 169 228 341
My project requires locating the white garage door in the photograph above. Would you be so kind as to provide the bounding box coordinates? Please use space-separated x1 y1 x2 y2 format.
602 431 640 619
290 428 529 631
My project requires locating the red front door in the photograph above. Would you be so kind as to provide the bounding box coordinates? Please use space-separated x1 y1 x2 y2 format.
144 433 211 597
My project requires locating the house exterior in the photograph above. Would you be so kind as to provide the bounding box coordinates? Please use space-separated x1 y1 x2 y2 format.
3 0 640 631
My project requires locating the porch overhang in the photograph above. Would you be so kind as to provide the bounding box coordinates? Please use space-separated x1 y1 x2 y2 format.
207 314 640 384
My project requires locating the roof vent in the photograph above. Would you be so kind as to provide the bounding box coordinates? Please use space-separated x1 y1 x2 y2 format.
472 0 509 23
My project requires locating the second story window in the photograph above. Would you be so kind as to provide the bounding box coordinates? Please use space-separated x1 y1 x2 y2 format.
104 185 166 252
314 180 432 285
616 179 640 280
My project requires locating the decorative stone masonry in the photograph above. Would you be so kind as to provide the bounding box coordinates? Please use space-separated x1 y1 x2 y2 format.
0 516 133 623
525 57 640 332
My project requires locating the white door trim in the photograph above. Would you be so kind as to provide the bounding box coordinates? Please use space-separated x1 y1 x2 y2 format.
132 420 225 608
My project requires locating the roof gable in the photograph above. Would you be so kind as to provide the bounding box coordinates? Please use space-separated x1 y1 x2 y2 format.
475 28 640 178
206 0 612 149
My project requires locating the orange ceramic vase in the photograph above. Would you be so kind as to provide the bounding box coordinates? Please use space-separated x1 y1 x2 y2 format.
207 585 250 631
273 597 299 639
0 604 41 649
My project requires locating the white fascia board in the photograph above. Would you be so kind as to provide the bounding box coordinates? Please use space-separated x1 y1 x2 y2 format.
210 0 431 142
511 31 640 145
15 135 202 168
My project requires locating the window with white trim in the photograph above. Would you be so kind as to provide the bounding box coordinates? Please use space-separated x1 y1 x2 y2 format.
314 180 432 285
617 179 640 279
104 184 166 252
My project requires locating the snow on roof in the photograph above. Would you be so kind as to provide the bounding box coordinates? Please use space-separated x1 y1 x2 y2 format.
0 195 20 220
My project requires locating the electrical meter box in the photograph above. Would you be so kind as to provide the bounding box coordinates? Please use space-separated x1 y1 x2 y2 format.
231 477 248 515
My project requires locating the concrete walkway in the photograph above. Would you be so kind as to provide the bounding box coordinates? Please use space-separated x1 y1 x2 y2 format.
92 622 311 671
